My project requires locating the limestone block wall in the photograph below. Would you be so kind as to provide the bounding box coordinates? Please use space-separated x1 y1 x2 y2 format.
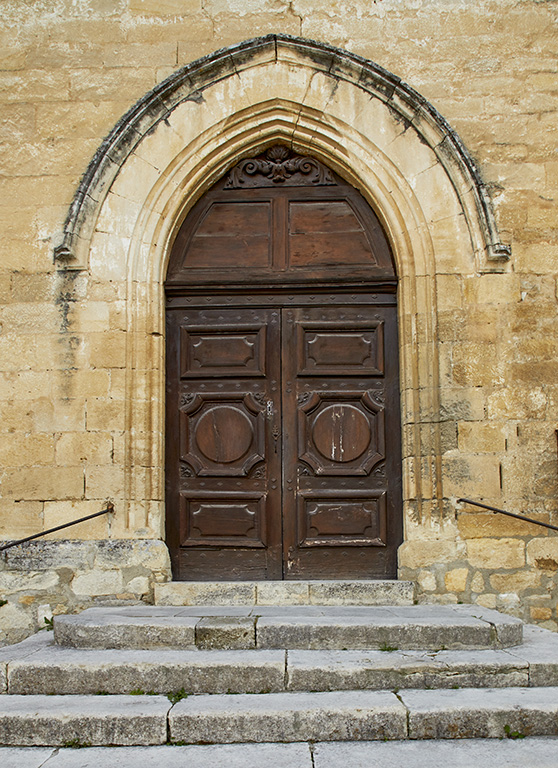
0 0 557 643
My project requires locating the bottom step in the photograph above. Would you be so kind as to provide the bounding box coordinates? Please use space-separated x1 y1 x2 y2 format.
2 688 558 746
1 739 558 768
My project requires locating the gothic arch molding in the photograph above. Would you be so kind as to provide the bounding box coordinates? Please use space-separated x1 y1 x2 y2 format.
54 34 510 271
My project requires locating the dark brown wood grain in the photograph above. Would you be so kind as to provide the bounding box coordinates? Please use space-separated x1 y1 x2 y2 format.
165 147 401 581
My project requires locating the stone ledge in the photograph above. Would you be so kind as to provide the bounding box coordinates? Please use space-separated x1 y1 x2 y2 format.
0 694 170 746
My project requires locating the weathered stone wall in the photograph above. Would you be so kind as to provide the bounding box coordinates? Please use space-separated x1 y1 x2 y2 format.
0 0 557 643
0 540 171 644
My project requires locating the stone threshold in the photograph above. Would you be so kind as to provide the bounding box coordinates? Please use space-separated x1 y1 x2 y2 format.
154 580 415 606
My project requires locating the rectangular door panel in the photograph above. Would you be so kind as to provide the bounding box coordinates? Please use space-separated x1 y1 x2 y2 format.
297 492 387 547
180 493 267 550
297 321 384 376
180 326 267 377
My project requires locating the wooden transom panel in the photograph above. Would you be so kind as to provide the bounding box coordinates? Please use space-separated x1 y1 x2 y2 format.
166 147 395 288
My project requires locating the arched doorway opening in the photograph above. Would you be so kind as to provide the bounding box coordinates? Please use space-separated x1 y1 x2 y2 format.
164 145 402 581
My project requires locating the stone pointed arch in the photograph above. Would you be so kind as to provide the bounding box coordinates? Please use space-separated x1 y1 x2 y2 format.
53 35 511 545
54 34 509 272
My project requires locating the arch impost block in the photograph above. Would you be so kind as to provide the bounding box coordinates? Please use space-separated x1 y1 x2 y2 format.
53 34 510 271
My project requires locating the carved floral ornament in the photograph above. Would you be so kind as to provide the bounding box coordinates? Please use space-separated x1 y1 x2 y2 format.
225 145 337 189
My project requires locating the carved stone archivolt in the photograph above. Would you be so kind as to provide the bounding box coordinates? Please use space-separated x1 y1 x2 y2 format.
225 145 336 189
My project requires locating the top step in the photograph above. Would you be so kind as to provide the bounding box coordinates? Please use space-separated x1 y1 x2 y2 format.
53 604 524 651
154 580 415 607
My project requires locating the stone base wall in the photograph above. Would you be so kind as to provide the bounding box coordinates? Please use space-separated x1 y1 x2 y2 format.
399 530 558 631
0 540 171 646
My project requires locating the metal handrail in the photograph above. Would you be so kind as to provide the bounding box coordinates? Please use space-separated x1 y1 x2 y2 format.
458 498 558 533
0 502 114 553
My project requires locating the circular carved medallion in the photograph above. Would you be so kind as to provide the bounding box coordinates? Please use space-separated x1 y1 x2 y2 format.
195 406 254 463
312 404 371 463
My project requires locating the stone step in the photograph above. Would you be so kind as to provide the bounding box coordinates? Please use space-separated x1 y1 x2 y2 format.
3 739 558 768
2 625 557 696
313 739 558 768
0 694 171 747
167 687 558 743
2 688 558 746
53 604 523 651
154 580 415 606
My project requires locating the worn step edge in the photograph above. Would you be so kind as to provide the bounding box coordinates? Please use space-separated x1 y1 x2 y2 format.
168 687 558 743
254 614 521 651
0 694 171 747
2 688 558 746
7 646 286 695
154 580 415 606
4 624 557 696
8 640 558 695
52 604 523 651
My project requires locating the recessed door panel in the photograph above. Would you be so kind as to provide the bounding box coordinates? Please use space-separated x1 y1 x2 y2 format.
298 492 387 547
298 322 384 376
180 394 265 476
180 327 266 377
180 495 266 547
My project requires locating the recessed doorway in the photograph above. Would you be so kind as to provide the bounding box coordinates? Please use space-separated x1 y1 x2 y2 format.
165 146 402 580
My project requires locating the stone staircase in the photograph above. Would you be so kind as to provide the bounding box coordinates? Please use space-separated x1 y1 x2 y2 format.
1 581 558 766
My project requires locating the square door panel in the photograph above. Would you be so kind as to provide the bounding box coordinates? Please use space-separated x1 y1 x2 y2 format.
180 495 266 547
298 392 385 475
298 492 387 547
180 394 265 476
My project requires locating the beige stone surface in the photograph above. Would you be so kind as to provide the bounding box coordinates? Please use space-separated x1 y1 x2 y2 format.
457 423 507 454
71 569 124 596
470 572 485 594
490 571 541 592
467 539 526 570
398 541 467 570
42 501 111 540
527 539 558 570
441 455 501 498
457 512 548 539
444 568 469 593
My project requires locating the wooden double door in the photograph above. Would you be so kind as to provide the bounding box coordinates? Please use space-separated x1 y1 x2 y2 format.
165 145 402 580
166 296 401 580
